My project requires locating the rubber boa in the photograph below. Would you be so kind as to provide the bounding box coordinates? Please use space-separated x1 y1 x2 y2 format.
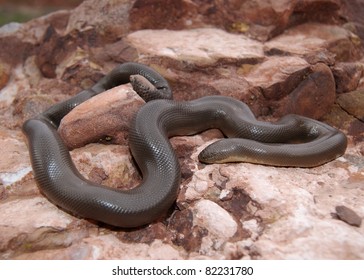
22 63 347 227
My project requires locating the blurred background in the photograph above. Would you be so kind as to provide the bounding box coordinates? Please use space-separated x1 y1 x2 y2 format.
0 0 83 26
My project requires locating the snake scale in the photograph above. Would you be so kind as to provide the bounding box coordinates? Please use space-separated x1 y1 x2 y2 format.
22 62 347 227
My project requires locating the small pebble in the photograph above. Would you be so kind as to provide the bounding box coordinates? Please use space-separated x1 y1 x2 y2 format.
335 205 362 227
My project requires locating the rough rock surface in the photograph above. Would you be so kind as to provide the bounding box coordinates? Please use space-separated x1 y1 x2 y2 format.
59 84 144 149
0 0 364 260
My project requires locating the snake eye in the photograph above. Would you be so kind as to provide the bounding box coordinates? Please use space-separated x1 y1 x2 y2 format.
99 135 113 143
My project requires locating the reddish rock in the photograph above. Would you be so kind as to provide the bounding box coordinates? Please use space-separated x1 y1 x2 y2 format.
332 62 363 93
126 27 265 106
0 62 10 90
335 205 362 227
117 223 168 244
265 23 362 61
127 28 265 69
0 128 31 187
129 0 198 31
12 77 81 126
66 0 134 42
244 56 313 116
335 89 364 142
289 0 342 27
168 209 208 252
70 143 141 191
337 89 364 121
245 56 311 101
225 56 336 118
130 0 343 41
1 0 364 260
0 35 33 66
35 25 92 79
0 10 70 67
92 39 138 66
59 85 145 149
283 63 336 119
341 0 364 43
303 49 336 66
13 93 55 123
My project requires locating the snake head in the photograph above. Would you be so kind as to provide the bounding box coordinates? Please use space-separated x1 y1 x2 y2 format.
198 139 251 164
130 74 171 102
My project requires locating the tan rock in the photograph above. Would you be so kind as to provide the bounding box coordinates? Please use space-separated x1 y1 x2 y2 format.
265 23 362 61
59 84 144 149
127 28 265 67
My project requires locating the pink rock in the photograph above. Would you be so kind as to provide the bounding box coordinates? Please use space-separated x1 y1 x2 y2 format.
194 199 237 239
127 28 265 68
59 84 145 149
265 23 362 61
1 0 364 261
0 129 31 187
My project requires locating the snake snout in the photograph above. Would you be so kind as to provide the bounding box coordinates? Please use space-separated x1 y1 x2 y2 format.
130 74 172 101
198 139 240 164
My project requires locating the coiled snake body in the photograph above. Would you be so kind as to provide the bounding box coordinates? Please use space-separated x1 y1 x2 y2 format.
23 63 347 227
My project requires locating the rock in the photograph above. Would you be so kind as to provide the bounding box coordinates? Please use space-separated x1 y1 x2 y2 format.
58 84 144 149
0 10 70 67
244 56 310 100
35 27 107 81
13 94 54 123
264 23 362 61
1 0 364 260
335 89 364 143
335 205 362 227
147 239 182 260
126 28 266 103
129 0 343 41
0 34 32 67
127 28 265 68
245 58 337 118
289 0 341 27
0 197 75 255
331 62 363 93
35 25 78 78
0 62 10 90
283 63 336 118
168 209 208 252
127 28 338 117
0 129 31 187
70 143 140 190
336 89 364 121
244 56 312 116
342 0 364 42
129 0 200 31
193 199 237 239
66 0 133 42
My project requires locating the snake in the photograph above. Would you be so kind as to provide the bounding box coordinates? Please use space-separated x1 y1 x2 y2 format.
22 62 347 228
